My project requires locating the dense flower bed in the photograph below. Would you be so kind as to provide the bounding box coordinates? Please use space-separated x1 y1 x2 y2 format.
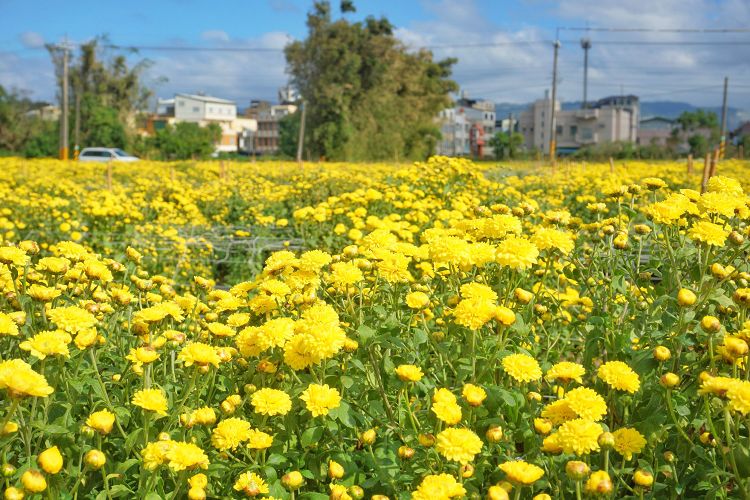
0 157 749 499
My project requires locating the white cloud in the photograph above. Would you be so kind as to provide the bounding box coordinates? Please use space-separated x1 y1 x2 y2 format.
2 0 749 110
19 31 45 48
144 32 290 107
201 30 230 43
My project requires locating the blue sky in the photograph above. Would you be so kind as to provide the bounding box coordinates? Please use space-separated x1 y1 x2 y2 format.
1 0 749 110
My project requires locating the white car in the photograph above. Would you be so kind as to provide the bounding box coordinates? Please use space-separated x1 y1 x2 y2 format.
78 148 139 162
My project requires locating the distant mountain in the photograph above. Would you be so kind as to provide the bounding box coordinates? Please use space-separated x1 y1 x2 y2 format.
497 101 746 130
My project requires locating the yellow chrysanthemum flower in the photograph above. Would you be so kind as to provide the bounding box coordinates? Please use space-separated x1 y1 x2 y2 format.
435 428 483 464
251 388 292 416
300 383 341 417
597 361 640 393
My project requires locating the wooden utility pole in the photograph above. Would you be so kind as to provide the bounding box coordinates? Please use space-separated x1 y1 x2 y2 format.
296 101 306 166
709 148 719 178
59 39 70 160
719 76 728 159
549 39 561 166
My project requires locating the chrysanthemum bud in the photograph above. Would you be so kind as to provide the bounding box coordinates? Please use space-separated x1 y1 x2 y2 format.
398 446 415 460
2 463 16 477
677 289 697 307
348 485 364 499
487 485 510 500
663 451 676 463
486 426 503 443
660 372 680 388
514 288 533 304
37 446 63 474
565 460 590 480
21 470 47 493
418 433 436 447
187 487 206 500
328 460 345 480
585 471 613 495
460 464 474 478
4 487 24 500
359 429 376 446
633 469 654 488
527 391 542 403
84 450 106 470
281 471 304 490
701 315 721 333
654 346 671 362
534 418 552 435
598 432 615 449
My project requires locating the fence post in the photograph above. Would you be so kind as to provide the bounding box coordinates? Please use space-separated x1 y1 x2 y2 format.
687 154 693 175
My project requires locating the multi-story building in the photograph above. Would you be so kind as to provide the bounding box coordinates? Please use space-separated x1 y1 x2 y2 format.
518 93 640 154
242 97 297 156
436 93 496 158
638 117 677 147
150 93 257 153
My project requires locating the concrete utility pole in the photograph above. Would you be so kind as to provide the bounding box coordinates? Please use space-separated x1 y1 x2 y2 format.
59 38 71 160
719 76 728 159
296 100 306 165
549 39 561 164
580 38 591 109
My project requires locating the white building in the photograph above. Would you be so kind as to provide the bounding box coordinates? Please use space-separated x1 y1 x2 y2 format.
151 94 256 153
436 93 496 158
518 93 640 154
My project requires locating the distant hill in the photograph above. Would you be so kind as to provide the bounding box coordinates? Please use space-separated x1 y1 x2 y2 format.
496 101 746 130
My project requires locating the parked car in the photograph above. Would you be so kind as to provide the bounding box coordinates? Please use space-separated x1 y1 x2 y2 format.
78 148 139 162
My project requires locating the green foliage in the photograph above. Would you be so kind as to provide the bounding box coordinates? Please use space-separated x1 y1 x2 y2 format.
676 109 719 132
687 134 709 157
279 111 301 158
488 132 524 160
47 36 152 151
0 86 51 153
284 1 457 161
152 122 222 160
23 120 59 158
84 102 127 148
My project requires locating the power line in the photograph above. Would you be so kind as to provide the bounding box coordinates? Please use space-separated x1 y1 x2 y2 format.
559 27 750 33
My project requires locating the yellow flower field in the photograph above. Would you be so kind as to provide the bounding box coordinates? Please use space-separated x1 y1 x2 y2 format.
0 156 749 499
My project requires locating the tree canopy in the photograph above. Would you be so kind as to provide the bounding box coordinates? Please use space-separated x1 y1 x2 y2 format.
47 37 152 150
284 1 458 161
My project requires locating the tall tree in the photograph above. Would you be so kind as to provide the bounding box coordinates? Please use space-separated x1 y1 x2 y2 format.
47 37 152 149
0 86 48 153
285 1 457 161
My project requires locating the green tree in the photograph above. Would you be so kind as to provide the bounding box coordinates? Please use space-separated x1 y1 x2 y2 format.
23 121 58 158
47 37 152 150
85 101 127 148
153 122 221 160
688 134 708 157
284 1 457 161
488 131 524 160
278 111 300 158
0 86 49 153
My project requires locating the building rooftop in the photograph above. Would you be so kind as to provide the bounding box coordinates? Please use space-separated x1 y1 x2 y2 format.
176 93 236 105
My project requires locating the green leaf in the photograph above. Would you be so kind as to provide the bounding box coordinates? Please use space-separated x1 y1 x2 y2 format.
413 329 428 346
300 426 324 448
331 401 355 428
357 324 376 345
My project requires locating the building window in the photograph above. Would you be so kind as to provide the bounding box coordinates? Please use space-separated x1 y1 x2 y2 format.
192 106 199 112
178 100 185 107
556 125 563 135
570 125 577 136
